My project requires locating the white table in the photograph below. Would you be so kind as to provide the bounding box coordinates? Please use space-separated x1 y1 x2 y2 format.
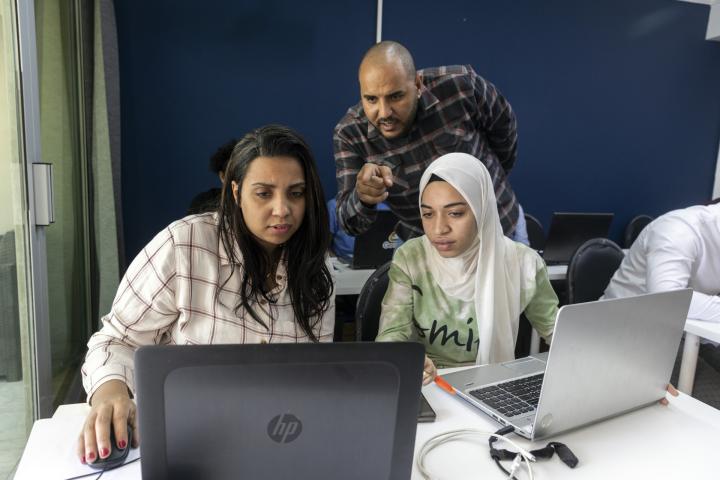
332 260 374 296
14 374 720 480
333 260 568 296
414 373 720 479
14 404 141 479
546 264 568 282
678 319 720 394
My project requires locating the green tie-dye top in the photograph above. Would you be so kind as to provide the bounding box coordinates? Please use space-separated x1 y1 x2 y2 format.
376 238 558 368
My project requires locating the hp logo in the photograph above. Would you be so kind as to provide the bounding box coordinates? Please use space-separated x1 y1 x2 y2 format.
267 413 303 443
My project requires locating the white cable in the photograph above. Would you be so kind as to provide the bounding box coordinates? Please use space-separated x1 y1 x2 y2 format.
417 430 534 480
508 454 524 479
416 429 535 480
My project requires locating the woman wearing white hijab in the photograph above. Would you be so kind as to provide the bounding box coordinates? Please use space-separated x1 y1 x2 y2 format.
376 152 558 382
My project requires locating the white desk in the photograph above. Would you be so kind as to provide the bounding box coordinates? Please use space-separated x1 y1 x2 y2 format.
414 368 720 479
678 319 720 394
332 261 374 296
14 376 720 480
14 403 141 479
333 260 568 296
546 264 567 282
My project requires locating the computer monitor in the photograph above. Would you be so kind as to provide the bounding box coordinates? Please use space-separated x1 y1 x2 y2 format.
352 210 398 269
542 212 614 265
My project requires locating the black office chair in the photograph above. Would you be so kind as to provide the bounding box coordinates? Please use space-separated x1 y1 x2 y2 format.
567 238 625 304
524 213 545 251
515 314 535 358
355 261 392 341
624 214 653 248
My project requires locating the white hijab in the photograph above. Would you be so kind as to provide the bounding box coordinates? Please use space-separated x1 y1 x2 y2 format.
419 153 526 364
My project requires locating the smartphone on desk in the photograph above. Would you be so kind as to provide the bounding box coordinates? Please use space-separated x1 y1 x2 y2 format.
417 393 437 423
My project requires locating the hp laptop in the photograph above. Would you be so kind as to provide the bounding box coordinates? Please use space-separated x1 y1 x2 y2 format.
442 289 692 440
542 212 614 265
351 210 398 269
135 342 423 480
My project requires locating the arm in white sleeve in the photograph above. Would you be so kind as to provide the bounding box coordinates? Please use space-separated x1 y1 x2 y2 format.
645 228 720 323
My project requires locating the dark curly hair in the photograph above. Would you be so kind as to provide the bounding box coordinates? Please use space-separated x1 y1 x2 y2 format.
209 138 238 175
217 125 333 341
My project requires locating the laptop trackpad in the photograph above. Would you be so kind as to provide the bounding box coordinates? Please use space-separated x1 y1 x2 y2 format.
500 357 546 376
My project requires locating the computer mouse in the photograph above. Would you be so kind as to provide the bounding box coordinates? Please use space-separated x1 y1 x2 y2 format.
88 424 132 470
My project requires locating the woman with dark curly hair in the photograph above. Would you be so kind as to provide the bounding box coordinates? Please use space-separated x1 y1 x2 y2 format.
77 125 334 464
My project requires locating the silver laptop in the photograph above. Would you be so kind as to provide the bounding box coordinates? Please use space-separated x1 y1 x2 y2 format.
443 289 692 440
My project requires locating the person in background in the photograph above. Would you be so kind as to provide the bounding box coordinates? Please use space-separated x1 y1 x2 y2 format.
187 138 237 214
334 40 528 244
376 153 557 384
603 201 720 372
77 125 335 464
327 197 392 341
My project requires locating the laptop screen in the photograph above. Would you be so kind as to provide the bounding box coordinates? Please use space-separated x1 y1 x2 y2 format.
135 343 423 480
542 212 613 264
352 210 398 269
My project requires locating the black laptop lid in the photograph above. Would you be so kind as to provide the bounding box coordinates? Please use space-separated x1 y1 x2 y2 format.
352 210 398 269
542 212 614 264
135 342 423 480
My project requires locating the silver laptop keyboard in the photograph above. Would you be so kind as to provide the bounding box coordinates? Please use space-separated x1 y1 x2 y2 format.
469 373 544 417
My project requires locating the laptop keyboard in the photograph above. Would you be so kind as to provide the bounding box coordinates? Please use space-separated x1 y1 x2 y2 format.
469 373 544 418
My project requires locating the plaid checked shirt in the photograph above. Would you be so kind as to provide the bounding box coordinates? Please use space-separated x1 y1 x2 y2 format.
81 213 335 400
334 65 519 238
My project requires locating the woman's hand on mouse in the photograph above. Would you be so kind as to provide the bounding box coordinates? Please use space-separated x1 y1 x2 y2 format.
77 379 138 463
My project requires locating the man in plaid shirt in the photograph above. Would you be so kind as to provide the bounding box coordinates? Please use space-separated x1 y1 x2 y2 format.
334 41 528 243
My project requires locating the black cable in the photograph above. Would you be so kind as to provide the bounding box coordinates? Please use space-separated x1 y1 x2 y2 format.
488 426 522 479
492 456 513 478
63 457 141 480
63 469 101 480
63 470 102 480
488 424 580 478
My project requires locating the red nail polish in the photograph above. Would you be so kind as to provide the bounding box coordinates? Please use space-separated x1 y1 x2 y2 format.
119 439 127 449
87 451 96 460
100 448 109 457
81 456 86 464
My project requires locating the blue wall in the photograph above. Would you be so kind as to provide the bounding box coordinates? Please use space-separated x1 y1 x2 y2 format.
115 0 720 263
383 0 720 241
114 0 375 260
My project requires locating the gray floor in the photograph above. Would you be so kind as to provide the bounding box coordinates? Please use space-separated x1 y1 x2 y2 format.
0 381 28 480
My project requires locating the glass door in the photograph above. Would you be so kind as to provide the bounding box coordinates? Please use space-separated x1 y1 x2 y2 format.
0 0 122 475
35 0 93 409
0 1 41 478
